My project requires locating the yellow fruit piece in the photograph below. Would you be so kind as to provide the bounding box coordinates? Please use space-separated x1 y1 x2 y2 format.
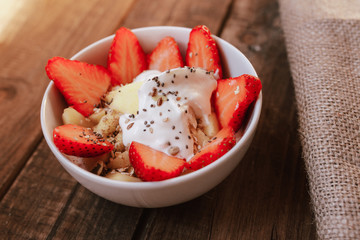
88 109 106 124
203 112 220 138
105 81 144 115
105 172 142 182
62 107 93 127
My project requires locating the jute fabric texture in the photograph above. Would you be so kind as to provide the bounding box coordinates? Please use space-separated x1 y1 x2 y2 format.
279 0 360 239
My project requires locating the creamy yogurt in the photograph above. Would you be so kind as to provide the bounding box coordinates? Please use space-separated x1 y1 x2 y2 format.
119 67 217 160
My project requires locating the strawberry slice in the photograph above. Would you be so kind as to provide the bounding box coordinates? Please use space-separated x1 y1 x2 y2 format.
215 74 262 132
186 127 236 171
45 56 111 117
108 27 147 86
129 141 186 181
148 36 184 72
186 25 223 79
53 124 114 157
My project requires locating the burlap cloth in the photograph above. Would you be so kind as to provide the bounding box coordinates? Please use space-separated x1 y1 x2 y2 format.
278 0 360 239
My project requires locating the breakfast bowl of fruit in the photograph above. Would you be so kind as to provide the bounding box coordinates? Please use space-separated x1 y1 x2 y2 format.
41 25 262 208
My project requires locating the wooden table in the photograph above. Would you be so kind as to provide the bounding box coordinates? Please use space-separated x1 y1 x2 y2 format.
0 0 317 239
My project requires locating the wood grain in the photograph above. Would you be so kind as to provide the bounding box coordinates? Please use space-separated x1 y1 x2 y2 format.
49 186 143 240
212 0 316 238
0 139 78 238
123 0 232 30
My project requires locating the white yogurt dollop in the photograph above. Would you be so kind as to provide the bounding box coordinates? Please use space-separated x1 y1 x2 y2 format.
119 67 217 160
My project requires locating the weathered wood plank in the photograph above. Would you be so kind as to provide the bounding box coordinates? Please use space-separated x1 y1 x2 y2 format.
122 0 232 31
0 0 135 198
0 140 78 239
131 191 217 240
50 186 143 240
210 0 317 239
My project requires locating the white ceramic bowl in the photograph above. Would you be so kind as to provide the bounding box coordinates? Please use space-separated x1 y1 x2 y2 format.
41 26 262 208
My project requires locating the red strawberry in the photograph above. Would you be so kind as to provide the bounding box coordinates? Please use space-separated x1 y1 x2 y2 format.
186 127 236 171
186 25 223 79
215 74 262 132
108 27 147 86
53 124 114 157
129 141 186 181
45 57 111 117
148 36 184 72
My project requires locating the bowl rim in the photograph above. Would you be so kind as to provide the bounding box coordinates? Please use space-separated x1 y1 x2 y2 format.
40 26 262 190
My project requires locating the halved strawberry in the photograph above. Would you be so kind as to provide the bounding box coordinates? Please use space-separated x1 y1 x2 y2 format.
129 141 186 181
108 27 147 86
53 124 113 157
186 127 236 171
148 36 184 72
215 74 262 132
45 57 111 117
186 25 223 79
